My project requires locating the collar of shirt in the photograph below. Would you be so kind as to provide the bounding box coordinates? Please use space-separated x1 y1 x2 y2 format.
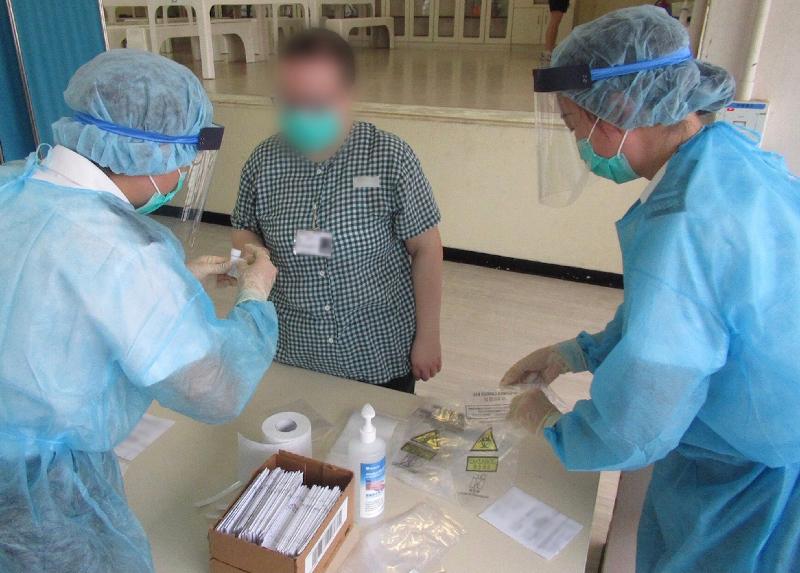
32 145 131 205
640 161 669 204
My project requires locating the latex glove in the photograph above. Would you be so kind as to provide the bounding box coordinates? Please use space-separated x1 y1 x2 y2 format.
187 255 233 290
508 387 561 435
411 332 442 381
236 243 277 305
500 344 570 387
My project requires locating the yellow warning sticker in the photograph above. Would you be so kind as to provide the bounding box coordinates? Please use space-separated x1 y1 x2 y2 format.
466 456 499 472
411 429 441 450
471 428 498 452
401 441 438 460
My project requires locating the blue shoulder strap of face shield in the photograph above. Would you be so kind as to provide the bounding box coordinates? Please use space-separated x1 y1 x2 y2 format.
73 112 224 150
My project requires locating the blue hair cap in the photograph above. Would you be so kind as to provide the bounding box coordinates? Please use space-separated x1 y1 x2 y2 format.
52 49 213 175
552 5 735 129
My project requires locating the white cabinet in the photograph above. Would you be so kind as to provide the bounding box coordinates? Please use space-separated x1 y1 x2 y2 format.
484 0 512 43
511 0 573 45
434 0 458 40
510 3 547 44
392 0 513 43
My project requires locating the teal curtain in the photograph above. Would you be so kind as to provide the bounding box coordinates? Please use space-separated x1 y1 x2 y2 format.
8 0 106 145
0 2 34 161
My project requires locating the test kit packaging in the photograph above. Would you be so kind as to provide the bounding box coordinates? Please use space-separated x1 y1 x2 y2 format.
209 451 355 573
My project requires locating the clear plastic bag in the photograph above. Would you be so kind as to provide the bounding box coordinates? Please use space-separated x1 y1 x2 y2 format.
339 502 465 573
391 395 522 513
326 408 403 469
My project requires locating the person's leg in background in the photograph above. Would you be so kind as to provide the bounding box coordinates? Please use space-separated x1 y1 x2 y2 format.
541 0 569 65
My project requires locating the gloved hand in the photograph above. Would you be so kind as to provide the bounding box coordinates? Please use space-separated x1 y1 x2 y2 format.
187 255 233 290
236 243 277 305
500 344 571 387
508 387 561 435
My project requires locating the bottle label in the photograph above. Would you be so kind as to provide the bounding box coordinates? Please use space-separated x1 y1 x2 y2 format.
360 457 385 518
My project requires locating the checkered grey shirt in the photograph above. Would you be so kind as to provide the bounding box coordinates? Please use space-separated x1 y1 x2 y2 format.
232 121 441 384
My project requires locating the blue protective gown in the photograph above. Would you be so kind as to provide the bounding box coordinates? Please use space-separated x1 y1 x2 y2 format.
0 156 279 572
544 122 800 573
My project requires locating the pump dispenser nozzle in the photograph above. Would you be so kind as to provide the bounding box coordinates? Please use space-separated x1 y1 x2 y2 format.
360 403 376 443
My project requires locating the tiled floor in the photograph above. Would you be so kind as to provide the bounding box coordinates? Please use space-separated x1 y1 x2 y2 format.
162 217 623 573
171 42 542 112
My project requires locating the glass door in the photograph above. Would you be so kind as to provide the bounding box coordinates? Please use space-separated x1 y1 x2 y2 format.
410 0 434 40
460 0 486 42
484 0 511 42
434 0 457 40
388 0 410 38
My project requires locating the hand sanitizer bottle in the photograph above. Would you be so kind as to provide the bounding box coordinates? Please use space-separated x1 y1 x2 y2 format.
348 404 386 521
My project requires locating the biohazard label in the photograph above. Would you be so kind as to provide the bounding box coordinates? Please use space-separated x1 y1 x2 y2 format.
466 456 499 472
401 441 437 460
410 429 441 450
471 428 498 452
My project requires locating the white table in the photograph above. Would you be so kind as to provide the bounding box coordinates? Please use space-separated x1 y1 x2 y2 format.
103 1 307 79
194 1 311 78
125 363 599 572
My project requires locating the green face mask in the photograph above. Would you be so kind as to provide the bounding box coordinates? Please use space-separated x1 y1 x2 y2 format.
279 108 342 155
577 118 639 184
136 170 186 214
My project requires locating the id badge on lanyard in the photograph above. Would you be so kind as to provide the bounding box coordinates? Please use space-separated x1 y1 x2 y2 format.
293 229 333 258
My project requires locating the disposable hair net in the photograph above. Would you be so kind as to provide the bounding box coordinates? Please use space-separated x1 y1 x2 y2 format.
552 5 734 129
51 49 213 175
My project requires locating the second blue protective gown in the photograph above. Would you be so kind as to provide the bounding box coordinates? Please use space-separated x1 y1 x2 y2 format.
0 156 279 572
545 122 800 573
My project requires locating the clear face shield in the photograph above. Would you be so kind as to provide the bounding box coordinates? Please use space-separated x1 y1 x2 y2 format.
177 125 224 248
532 63 596 207
72 112 224 247
533 90 590 207
532 47 695 206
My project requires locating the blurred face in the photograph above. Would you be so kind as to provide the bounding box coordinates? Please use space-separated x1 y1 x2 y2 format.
275 56 353 156
277 55 353 112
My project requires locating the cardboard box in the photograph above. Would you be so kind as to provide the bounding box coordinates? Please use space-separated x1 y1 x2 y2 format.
209 450 355 573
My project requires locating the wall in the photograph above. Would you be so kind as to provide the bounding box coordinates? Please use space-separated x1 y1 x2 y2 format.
574 0 653 26
206 95 643 273
699 0 800 173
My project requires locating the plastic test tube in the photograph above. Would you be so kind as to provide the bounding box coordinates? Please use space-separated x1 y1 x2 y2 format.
228 248 243 279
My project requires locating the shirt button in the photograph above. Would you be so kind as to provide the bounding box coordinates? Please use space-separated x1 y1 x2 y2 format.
323 304 331 312
316 168 324 175
319 270 326 277
327 336 334 344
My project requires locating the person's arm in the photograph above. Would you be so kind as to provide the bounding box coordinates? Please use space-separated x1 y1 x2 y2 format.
392 141 443 381
232 229 264 251
544 269 729 471
231 146 267 251
111 245 278 425
406 227 443 381
573 303 625 373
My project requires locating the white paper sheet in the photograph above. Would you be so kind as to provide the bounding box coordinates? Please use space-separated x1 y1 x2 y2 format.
479 486 583 560
115 414 175 474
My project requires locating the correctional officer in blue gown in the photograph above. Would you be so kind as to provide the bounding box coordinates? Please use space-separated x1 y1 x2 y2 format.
503 7 800 572
0 50 278 572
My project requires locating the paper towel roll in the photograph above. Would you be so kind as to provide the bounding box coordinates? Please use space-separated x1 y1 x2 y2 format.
236 412 313 483
262 411 313 457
